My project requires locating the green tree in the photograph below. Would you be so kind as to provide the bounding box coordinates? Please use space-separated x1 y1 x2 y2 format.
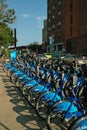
0 22 14 47
0 0 16 57
0 22 14 57
0 0 16 23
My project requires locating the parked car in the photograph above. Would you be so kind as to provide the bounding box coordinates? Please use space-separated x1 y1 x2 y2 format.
77 56 87 66
37 54 47 60
62 54 87 66
37 53 52 60
44 53 52 59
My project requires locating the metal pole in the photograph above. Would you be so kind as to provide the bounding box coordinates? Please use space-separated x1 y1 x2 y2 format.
14 28 16 49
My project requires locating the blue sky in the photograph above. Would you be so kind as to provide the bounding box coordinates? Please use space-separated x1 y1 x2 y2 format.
7 0 47 46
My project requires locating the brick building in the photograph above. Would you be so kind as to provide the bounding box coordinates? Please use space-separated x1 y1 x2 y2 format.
47 0 87 55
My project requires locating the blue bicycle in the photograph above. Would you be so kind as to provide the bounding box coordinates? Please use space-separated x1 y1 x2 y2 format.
35 69 72 119
27 65 62 108
46 72 87 130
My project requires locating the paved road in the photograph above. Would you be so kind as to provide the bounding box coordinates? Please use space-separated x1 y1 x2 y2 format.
0 63 48 130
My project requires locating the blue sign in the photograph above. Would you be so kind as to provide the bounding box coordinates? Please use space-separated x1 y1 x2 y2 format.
10 50 17 61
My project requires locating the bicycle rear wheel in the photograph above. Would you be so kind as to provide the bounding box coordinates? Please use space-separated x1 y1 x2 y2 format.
46 100 78 130
27 91 40 108
69 115 87 130
36 99 49 119
77 85 87 109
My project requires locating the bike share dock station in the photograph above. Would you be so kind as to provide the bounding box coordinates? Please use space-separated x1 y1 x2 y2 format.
3 53 87 130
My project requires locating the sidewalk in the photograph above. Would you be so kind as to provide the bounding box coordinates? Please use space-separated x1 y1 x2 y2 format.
0 63 48 130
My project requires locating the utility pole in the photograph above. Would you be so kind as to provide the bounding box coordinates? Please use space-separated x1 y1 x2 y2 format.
14 28 16 49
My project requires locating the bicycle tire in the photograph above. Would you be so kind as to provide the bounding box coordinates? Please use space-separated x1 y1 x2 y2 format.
46 100 78 130
69 115 87 130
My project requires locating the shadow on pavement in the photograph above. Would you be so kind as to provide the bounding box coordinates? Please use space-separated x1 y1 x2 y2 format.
0 122 11 130
4 78 47 130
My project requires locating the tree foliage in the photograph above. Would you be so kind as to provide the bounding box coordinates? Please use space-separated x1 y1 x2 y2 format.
0 0 16 23
0 22 14 47
0 0 16 48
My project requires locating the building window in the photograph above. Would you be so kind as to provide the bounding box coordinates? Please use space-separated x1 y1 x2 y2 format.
52 5 55 10
48 27 50 31
58 45 62 51
58 11 61 16
52 25 55 29
58 21 61 27
48 19 50 22
49 10 50 14
58 0 61 6
52 15 55 19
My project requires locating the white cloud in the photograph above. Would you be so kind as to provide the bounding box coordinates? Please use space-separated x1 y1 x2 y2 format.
36 16 46 28
21 14 30 18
